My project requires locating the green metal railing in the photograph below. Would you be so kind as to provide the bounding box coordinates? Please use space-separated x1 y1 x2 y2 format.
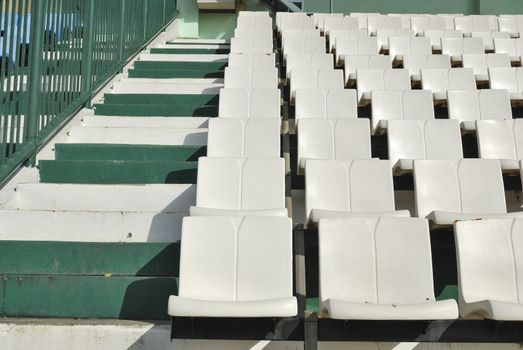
0 0 177 181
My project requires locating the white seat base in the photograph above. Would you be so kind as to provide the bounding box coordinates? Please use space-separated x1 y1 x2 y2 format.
309 209 411 225
323 298 459 320
461 300 523 321
190 206 288 217
168 296 298 318
428 211 523 226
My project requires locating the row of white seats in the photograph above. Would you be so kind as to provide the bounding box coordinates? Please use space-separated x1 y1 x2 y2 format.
297 118 523 173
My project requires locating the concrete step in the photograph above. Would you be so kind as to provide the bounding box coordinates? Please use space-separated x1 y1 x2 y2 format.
149 47 230 55
166 38 230 44
64 126 207 145
4 183 195 213
134 60 226 70
138 53 228 62
111 82 222 95
128 68 224 79
118 77 224 85
93 103 218 117
154 43 230 50
101 93 218 105
81 116 209 128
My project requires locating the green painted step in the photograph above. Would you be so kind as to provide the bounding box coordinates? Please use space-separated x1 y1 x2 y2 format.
150 48 230 54
128 68 224 79
55 144 206 162
0 241 179 276
93 103 219 117
39 160 198 184
0 274 176 319
134 61 227 71
103 93 219 106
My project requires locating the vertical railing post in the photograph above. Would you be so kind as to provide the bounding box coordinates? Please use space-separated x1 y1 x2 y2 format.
118 0 127 62
163 0 167 26
143 0 149 41
82 0 96 105
25 0 47 166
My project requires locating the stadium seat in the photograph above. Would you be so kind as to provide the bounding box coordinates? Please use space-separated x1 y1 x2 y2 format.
488 67 523 99
462 53 511 80
290 69 344 102
329 29 368 52
305 159 410 225
476 120 523 171
350 12 381 29
279 15 315 33
228 53 276 68
454 219 523 320
237 16 272 31
371 90 434 133
324 17 360 36
295 89 358 121
498 16 523 35
388 120 463 173
367 15 403 34
207 118 281 158
168 216 297 317
190 157 287 217
312 13 344 32
357 68 411 103
411 16 446 34
421 68 477 100
319 217 459 320
286 53 334 80
447 89 512 130
281 29 320 52
493 38 523 59
376 29 415 51
234 28 272 40
344 55 390 83
423 29 462 50
403 54 451 80
471 31 510 51
413 159 523 226
297 118 371 171
224 67 278 89
335 36 379 65
454 15 493 34
441 37 484 62
277 12 307 30
218 89 280 118
283 36 327 61
388 36 432 63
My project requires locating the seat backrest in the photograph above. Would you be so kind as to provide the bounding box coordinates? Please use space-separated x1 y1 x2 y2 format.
454 219 523 305
305 159 396 218
234 28 272 39
284 36 326 57
384 69 411 90
218 88 280 118
230 37 273 54
403 54 451 76
479 89 513 121
319 216 436 305
423 29 462 47
196 157 285 210
280 15 315 32
448 67 477 90
298 118 371 167
463 53 511 76
414 159 507 218
441 38 463 56
224 67 278 89
477 120 523 161
207 118 281 158
329 29 368 52
291 69 344 99
421 68 449 93
411 16 446 33
402 90 435 120
376 29 415 49
228 53 275 68
447 90 481 122
344 55 390 78
463 37 485 54
388 120 463 166
367 15 402 33
286 54 334 79
295 89 358 121
324 17 359 35
179 216 293 302
494 38 517 56
389 37 431 58
237 16 272 31
498 17 517 33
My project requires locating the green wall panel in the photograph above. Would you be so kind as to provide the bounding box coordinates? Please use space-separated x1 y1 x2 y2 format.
479 0 523 14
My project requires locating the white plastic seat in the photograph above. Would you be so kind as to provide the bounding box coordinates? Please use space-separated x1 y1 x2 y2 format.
493 38 523 59
236 16 272 31
388 120 463 172
437 14 463 30
454 16 492 34
238 11 270 18
329 29 368 52
207 118 281 158
343 55 390 83
286 53 334 80
297 118 371 171
277 12 307 31
290 69 344 102
233 28 272 40
335 36 379 65
224 67 278 89
357 68 411 102
423 29 462 50
279 15 315 33
190 157 287 217
403 54 451 80
228 53 275 68
168 216 297 318
313 13 344 32
319 216 459 320
476 120 523 171
218 88 280 118
498 16 523 35
411 16 446 34
471 31 510 51
281 29 320 53
324 17 360 36
305 159 410 225
488 67 523 99
441 37 484 61
283 36 326 61
421 68 477 100
413 159 523 225
367 15 403 35
376 29 415 51
454 219 523 320
295 89 358 121
370 90 434 133
388 36 432 62
447 89 513 130
462 53 511 79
